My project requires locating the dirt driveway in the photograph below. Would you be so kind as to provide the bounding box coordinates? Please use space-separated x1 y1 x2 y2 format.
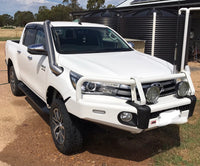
0 41 199 166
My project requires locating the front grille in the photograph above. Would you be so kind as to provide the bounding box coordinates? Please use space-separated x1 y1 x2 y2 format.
159 80 176 97
116 80 176 100
116 84 131 99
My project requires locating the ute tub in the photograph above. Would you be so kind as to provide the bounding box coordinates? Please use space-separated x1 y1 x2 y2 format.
65 72 196 133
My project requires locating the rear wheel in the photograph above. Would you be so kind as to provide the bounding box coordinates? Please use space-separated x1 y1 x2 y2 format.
50 99 83 154
9 66 24 96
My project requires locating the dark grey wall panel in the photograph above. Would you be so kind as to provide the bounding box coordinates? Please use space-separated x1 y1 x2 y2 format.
80 8 185 68
81 17 118 31
120 9 184 65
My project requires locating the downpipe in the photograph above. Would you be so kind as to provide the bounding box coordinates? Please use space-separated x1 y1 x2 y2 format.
179 7 200 72
151 11 157 57
44 20 63 76
179 8 190 72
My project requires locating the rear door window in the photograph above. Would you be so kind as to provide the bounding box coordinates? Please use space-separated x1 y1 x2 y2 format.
23 28 37 46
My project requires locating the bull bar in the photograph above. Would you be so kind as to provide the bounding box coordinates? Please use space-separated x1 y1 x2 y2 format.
76 71 195 105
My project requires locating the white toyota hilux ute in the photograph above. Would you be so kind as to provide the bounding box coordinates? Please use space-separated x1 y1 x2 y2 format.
5 21 196 154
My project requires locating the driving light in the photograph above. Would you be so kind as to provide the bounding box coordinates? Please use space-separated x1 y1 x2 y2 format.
176 81 189 97
119 112 133 122
146 86 160 104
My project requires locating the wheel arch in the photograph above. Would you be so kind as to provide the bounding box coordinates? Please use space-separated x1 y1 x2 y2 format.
7 58 13 83
46 86 65 106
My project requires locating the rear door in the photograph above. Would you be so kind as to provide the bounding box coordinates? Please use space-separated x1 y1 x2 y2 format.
18 26 36 85
18 25 48 100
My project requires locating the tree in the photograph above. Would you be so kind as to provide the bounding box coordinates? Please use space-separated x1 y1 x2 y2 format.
50 4 72 21
87 0 105 10
35 6 51 21
70 0 81 11
107 4 115 8
22 11 34 26
0 16 3 26
14 11 22 26
1 14 14 26
63 0 82 12
14 11 34 26
62 0 69 5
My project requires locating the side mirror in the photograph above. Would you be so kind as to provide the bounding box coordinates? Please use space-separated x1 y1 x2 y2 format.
28 44 47 55
128 42 135 48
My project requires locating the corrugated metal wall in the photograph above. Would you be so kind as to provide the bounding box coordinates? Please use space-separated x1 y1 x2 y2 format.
81 11 119 31
119 10 154 56
120 9 185 66
80 9 185 68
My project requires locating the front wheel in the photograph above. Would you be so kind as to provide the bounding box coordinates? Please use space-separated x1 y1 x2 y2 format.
50 99 83 154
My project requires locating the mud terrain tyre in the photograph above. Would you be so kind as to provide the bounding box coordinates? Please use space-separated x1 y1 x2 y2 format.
9 66 24 96
50 99 83 154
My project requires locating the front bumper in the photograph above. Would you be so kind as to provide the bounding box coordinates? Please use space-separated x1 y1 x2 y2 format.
127 95 196 130
66 94 196 134
66 72 196 133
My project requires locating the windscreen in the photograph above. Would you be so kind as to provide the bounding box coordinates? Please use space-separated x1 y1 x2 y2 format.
52 27 132 54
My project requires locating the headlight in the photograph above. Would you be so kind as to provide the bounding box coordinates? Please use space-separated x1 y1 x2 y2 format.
83 82 120 96
70 71 120 96
145 86 160 104
176 81 189 97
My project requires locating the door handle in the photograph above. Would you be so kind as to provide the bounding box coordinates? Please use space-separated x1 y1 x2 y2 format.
27 56 32 60
17 50 21 54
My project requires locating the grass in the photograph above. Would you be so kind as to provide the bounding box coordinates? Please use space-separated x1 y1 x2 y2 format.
0 27 23 41
153 100 200 166
1 26 15 29
0 37 20 41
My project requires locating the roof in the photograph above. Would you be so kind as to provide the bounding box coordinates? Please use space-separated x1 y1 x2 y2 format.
117 0 186 8
72 0 200 18
117 0 135 7
26 21 107 28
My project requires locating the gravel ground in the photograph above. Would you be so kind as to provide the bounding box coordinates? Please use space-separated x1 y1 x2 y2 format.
0 41 199 166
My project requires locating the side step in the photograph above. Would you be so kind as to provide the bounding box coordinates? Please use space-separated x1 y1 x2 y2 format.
18 82 49 113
